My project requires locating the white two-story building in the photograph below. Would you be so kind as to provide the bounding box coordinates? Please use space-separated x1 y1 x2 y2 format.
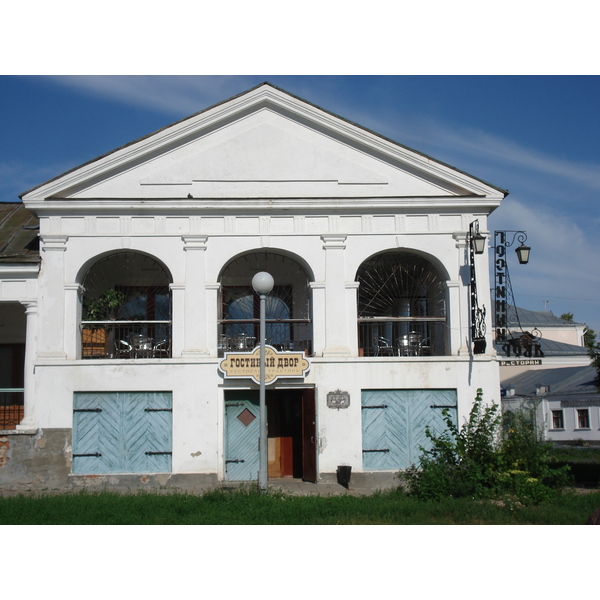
0 82 507 491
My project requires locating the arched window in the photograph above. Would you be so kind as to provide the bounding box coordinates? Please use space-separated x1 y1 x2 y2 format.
357 251 447 356
80 252 172 359
218 252 312 356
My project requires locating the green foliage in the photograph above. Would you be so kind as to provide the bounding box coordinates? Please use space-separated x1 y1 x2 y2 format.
560 311 600 389
83 289 126 321
399 389 571 505
399 389 502 500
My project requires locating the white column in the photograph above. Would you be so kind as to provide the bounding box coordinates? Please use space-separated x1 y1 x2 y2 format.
64 283 83 360
38 235 68 359
205 284 221 357
346 282 360 356
321 234 351 357
17 301 37 430
445 280 464 356
169 283 185 358
181 236 209 357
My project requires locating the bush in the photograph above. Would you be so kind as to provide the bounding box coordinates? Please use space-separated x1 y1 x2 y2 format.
399 389 503 500
399 389 571 504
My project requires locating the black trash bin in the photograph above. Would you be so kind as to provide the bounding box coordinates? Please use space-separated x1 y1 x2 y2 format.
337 465 352 489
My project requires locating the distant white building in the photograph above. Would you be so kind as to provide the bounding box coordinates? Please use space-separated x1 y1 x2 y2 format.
502 365 600 444
1 83 507 491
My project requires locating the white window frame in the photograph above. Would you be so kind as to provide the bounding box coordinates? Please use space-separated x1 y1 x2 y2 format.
575 407 591 430
550 409 564 430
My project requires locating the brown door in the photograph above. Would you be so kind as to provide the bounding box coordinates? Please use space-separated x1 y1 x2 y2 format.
301 388 317 482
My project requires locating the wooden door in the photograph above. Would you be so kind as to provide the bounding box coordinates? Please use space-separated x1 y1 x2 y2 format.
225 391 260 481
361 389 457 470
72 392 172 474
301 388 317 482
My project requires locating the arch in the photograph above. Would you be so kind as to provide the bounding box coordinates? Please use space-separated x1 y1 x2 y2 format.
217 250 313 356
76 249 173 287
356 249 448 356
80 251 173 359
217 247 315 283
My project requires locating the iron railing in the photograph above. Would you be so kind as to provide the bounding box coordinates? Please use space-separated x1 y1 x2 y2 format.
1 388 24 429
81 321 172 359
218 320 312 357
358 318 447 356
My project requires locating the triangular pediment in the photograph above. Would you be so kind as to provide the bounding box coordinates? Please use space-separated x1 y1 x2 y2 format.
21 83 507 204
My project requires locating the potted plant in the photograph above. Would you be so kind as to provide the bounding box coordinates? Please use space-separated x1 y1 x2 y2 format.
82 289 126 357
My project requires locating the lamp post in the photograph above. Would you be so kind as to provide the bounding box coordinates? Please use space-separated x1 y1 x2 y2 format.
469 220 487 354
493 230 530 344
252 271 274 493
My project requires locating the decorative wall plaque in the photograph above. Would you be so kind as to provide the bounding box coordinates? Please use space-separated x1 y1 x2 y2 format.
327 389 350 409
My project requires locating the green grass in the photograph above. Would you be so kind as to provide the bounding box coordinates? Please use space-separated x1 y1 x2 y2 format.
548 446 600 463
1 486 599 525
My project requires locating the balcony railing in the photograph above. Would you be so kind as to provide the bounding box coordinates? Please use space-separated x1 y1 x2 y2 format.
81 321 172 359
358 318 447 357
218 320 312 357
1 388 24 429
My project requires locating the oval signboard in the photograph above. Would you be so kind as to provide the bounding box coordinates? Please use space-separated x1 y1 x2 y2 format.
218 345 310 385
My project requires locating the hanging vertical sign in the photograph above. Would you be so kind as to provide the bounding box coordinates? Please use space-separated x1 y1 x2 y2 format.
494 231 543 360
494 231 508 343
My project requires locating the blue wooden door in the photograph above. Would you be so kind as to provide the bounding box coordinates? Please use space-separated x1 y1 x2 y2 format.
361 389 457 470
73 392 172 474
225 391 260 481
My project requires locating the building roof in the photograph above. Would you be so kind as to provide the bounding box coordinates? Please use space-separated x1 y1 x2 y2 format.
501 306 581 328
0 202 40 263
494 337 589 357
512 306 582 327
20 82 510 201
501 365 599 401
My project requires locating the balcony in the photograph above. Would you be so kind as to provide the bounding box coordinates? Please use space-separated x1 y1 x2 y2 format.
358 318 446 357
218 320 312 357
81 321 172 359
0 388 24 429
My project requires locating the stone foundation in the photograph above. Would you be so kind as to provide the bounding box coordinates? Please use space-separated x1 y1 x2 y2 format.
0 428 72 492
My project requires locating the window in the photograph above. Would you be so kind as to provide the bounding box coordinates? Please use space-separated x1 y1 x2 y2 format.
81 252 172 359
218 252 312 357
356 251 447 356
551 410 564 429
577 409 590 429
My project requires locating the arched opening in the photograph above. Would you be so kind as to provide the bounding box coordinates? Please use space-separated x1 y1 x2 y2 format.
80 252 172 358
218 251 312 356
356 251 447 356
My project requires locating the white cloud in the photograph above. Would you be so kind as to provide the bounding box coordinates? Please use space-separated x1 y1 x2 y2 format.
47 76 259 117
489 199 600 332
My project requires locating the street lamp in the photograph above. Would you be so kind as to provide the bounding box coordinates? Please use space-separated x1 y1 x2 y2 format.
252 271 274 493
515 243 531 265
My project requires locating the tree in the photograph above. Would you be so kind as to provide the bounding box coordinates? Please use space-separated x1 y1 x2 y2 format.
561 312 600 389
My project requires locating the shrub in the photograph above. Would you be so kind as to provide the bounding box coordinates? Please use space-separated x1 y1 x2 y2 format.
399 389 503 500
399 389 570 504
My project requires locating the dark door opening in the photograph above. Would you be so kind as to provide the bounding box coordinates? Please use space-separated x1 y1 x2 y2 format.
267 388 316 482
224 387 316 482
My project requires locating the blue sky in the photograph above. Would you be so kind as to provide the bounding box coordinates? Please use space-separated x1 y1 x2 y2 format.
2 74 599 335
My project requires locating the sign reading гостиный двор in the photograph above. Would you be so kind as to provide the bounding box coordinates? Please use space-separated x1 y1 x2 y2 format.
218 345 310 385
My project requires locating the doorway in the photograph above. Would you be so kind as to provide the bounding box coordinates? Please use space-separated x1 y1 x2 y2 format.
224 387 316 482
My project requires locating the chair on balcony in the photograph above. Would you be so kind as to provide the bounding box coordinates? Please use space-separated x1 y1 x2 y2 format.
372 336 395 356
153 339 170 358
115 339 133 358
218 334 231 356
